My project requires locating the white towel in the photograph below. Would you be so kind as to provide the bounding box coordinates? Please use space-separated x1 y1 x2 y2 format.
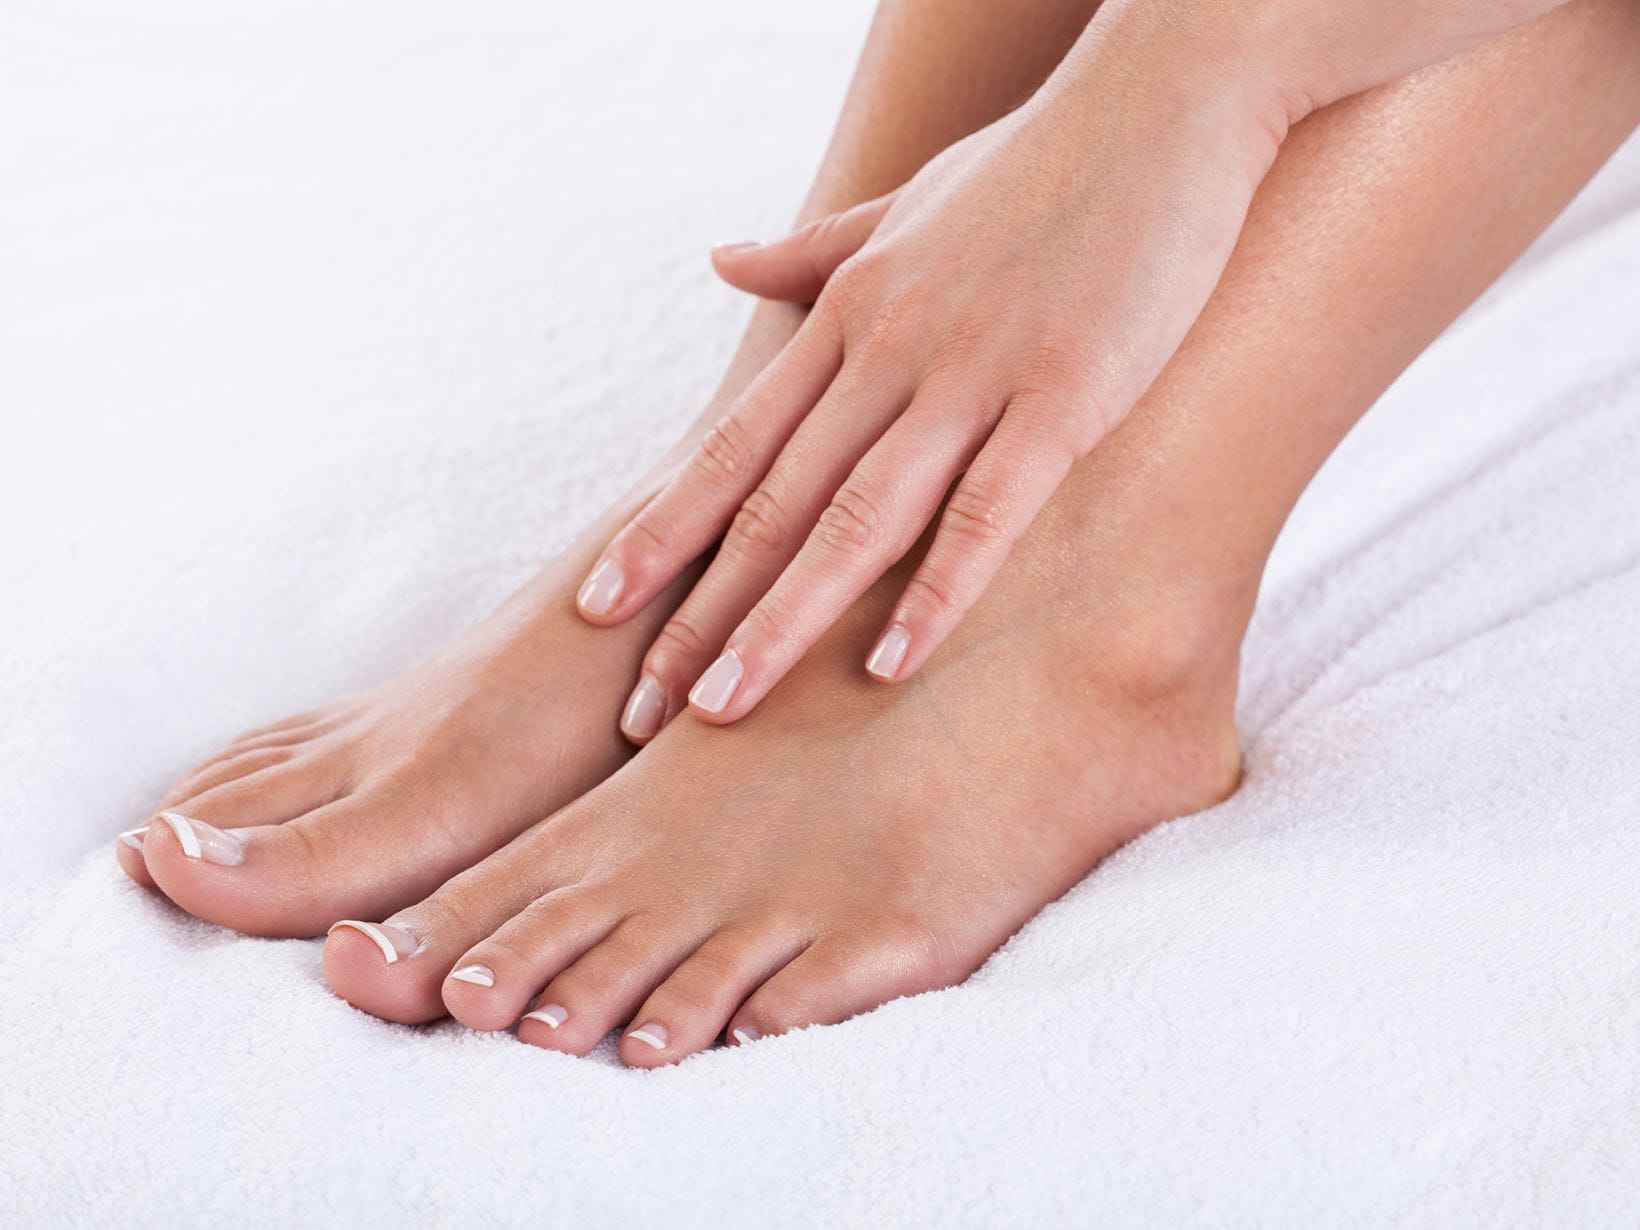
2 1 1638 1225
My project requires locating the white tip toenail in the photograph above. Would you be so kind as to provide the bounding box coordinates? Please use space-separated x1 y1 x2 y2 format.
118 826 149 851
523 1003 568 1030
449 965 495 988
731 1026 761 1046
157 811 202 858
628 1024 668 1050
156 811 245 865
327 920 417 964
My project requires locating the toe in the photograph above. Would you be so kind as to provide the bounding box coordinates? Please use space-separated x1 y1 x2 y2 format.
617 924 805 1068
441 886 620 1031
119 756 339 891
517 914 701 1058
728 922 956 1043
158 745 304 812
322 818 595 1024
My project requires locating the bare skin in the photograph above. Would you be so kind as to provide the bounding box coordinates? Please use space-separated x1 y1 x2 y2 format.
202 3 1640 1066
116 0 1103 931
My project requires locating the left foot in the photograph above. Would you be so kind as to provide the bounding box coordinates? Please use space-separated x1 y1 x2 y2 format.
317 470 1251 1060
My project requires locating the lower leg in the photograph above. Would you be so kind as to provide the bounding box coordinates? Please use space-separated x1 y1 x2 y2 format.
312 0 1640 1047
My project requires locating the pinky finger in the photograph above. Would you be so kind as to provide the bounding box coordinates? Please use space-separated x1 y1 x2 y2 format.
869 397 1085 683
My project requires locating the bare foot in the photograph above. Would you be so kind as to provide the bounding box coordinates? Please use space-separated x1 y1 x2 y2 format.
119 307 806 937
313 438 1251 1060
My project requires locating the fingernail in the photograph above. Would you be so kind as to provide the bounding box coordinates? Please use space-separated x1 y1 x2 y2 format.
327 920 419 965
865 624 910 680
156 811 244 866
522 1003 568 1030
576 559 624 617
449 964 494 988
689 650 743 714
712 240 761 254
731 1025 761 1046
118 825 149 851
628 1023 668 1050
621 676 668 741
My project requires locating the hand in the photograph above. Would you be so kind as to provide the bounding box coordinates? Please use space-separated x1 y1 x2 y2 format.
578 6 1284 731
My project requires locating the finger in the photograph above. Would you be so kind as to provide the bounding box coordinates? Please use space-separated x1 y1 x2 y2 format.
575 313 843 626
710 194 896 303
871 392 1093 683
683 380 1004 725
620 359 919 742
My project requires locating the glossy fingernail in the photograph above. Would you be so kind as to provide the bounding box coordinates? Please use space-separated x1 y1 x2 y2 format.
327 920 419 964
156 811 244 866
712 240 761 254
865 624 910 680
731 1025 762 1046
689 650 743 714
449 964 495 988
522 1003 568 1030
118 825 149 851
621 675 668 741
628 1023 668 1050
577 559 624 617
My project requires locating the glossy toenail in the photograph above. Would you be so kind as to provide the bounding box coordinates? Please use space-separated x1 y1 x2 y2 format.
689 650 742 714
576 559 624 617
156 811 244 866
621 676 668 741
731 1025 761 1046
327 920 418 964
118 826 149 851
865 624 910 680
628 1023 668 1050
522 1003 568 1029
449 964 495 988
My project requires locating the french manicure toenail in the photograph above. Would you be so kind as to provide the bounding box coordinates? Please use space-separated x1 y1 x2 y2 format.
628 1023 668 1050
577 559 624 617
156 811 244 866
730 1025 761 1045
689 650 743 714
621 676 668 740
523 1003 568 1030
118 826 149 851
449 965 495 988
327 920 418 965
865 624 910 680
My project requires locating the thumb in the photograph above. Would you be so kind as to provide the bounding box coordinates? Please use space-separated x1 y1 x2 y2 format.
710 192 896 303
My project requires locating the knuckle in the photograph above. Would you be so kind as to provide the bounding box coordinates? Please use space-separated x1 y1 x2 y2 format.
812 482 887 556
872 916 953 989
901 568 963 621
647 614 713 677
940 480 1011 550
693 413 757 490
738 597 796 652
724 484 793 560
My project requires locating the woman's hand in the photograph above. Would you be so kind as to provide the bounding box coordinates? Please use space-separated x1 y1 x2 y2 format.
579 4 1285 732
579 0 1570 735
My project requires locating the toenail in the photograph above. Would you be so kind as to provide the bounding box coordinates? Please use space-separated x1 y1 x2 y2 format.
621 675 668 741
730 1025 761 1046
118 825 149 851
627 1023 668 1051
577 559 625 617
327 920 418 964
865 624 911 681
156 812 244 866
448 964 495 988
522 1003 568 1030
688 650 743 714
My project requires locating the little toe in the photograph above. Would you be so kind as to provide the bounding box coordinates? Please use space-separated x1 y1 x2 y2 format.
728 923 956 1043
441 886 621 1031
617 924 806 1068
517 914 702 1058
